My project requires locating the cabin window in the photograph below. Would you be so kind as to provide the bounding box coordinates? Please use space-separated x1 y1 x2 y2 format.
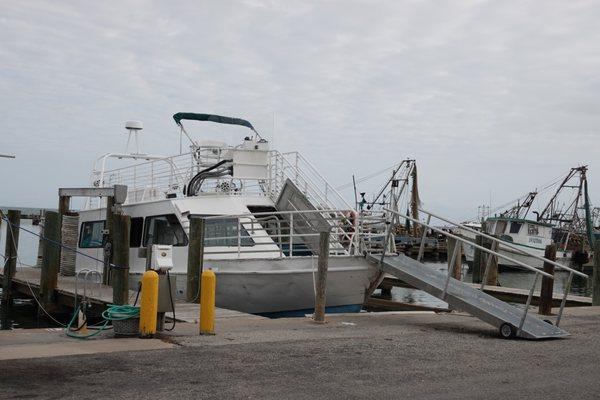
79 221 106 248
500 234 514 243
527 224 539 236
130 217 144 248
509 222 522 234
204 218 254 247
143 214 188 247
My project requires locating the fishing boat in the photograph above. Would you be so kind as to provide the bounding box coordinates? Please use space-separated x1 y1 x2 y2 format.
463 167 596 269
462 216 554 269
74 113 378 316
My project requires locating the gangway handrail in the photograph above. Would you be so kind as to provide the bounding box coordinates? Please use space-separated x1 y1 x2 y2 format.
419 207 588 279
282 151 354 211
382 208 553 279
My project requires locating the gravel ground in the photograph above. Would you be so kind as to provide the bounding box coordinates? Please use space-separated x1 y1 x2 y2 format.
1 309 599 400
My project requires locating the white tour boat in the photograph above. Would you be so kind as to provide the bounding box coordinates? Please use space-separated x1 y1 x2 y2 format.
74 113 378 317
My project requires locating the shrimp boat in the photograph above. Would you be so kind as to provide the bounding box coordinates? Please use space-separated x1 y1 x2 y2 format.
74 113 377 317
462 167 596 269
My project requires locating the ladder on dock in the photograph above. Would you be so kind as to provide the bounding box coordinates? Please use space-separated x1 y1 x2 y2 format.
370 254 567 339
370 207 589 340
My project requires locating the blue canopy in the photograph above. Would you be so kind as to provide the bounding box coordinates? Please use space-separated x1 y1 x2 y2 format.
172 113 255 131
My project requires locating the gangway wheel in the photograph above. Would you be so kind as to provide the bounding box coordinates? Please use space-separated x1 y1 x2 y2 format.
499 323 516 339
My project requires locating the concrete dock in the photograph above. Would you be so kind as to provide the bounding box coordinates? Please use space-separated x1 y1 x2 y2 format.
1 307 599 399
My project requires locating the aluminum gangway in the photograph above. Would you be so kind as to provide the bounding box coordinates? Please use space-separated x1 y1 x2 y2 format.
370 207 589 339
370 254 567 339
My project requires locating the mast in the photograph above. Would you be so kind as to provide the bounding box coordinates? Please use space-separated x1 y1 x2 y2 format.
538 166 591 251
410 163 420 236
583 171 595 247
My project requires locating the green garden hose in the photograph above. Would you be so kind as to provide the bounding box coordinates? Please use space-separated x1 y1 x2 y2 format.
66 304 140 339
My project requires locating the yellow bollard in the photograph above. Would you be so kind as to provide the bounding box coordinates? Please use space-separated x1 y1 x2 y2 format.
199 269 216 335
139 270 159 338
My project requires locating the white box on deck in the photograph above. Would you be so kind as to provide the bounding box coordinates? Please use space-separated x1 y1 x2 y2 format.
232 149 269 180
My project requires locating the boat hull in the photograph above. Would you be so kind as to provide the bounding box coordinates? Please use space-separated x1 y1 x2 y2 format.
130 256 377 316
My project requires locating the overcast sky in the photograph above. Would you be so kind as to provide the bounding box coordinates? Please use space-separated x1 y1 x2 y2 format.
1 0 599 220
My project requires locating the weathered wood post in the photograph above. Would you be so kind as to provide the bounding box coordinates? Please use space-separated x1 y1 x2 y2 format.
1 210 21 329
446 237 462 280
39 211 61 310
57 195 69 268
187 217 205 303
482 238 499 286
103 196 116 284
539 244 556 315
472 235 484 284
111 214 130 305
313 231 330 323
593 240 600 307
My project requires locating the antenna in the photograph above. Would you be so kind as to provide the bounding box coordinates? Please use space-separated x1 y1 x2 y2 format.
124 121 143 154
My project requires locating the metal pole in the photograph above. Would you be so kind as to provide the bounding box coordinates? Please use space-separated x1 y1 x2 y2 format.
417 214 432 262
518 273 539 334
556 271 573 327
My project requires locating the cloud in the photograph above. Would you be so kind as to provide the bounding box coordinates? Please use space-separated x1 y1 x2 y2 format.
1 0 599 220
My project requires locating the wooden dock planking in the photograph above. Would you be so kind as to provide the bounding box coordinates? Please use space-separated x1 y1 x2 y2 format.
0 266 133 314
169 302 267 323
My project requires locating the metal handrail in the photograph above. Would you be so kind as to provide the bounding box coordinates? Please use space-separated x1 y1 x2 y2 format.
418 208 588 278
383 208 552 278
282 151 354 210
196 208 357 258
199 209 353 220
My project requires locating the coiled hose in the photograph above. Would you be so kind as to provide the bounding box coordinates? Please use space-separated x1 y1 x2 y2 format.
66 304 140 339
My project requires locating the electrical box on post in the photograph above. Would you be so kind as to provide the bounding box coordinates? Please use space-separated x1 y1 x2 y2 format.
151 245 174 271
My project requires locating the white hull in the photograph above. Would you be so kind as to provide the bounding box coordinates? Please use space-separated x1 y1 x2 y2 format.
129 256 377 315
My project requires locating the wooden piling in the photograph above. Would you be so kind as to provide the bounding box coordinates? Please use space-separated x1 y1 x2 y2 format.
186 217 205 303
593 240 600 307
380 286 393 299
313 231 330 323
446 237 462 280
539 244 556 315
39 211 61 309
111 213 130 305
483 238 499 286
1 210 21 329
58 196 70 217
472 235 484 284
103 196 115 284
